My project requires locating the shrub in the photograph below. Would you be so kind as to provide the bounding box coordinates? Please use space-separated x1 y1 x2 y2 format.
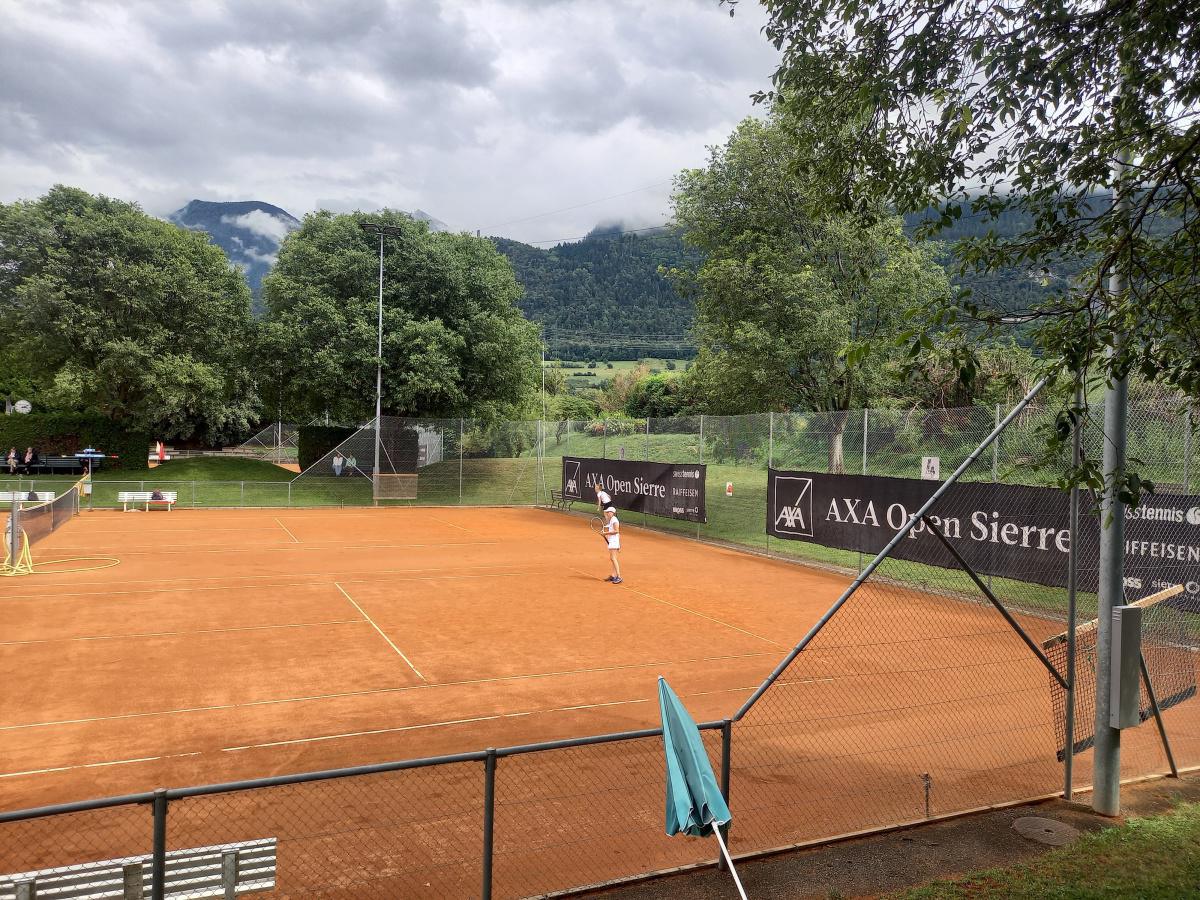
0 413 150 471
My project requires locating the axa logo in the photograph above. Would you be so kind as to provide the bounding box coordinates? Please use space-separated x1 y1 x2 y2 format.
774 476 814 536
564 460 581 498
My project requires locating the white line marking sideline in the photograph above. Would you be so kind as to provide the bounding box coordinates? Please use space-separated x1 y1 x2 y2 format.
334 581 426 682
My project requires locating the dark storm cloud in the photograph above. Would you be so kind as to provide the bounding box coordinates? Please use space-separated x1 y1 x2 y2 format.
0 0 778 241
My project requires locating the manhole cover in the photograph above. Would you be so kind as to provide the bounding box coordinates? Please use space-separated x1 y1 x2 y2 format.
1012 816 1080 846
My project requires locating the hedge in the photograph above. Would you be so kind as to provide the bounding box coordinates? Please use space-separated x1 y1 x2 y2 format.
0 413 151 471
298 425 356 470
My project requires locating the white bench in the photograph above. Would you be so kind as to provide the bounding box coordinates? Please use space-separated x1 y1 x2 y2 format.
0 492 54 504
117 491 178 512
0 838 276 899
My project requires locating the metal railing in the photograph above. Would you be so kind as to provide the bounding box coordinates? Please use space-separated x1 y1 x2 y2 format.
0 722 729 900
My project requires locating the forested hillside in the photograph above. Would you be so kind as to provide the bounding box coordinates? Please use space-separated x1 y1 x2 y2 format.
495 205 1098 361
493 227 700 360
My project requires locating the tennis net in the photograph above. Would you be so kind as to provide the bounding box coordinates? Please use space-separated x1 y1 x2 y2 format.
17 478 84 547
1044 584 1198 761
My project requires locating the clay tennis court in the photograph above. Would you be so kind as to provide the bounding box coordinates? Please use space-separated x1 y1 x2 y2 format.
1 505 849 812
4 505 1195 896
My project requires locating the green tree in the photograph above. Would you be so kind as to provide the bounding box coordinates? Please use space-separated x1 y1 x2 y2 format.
671 110 952 471
0 186 258 442
260 210 540 423
733 0 1200 425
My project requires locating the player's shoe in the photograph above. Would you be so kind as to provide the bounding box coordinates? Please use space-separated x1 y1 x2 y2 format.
603 575 614 582
611 577 623 584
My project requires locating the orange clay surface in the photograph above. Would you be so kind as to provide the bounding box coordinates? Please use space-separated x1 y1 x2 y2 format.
5 506 1196 897
2 505 847 811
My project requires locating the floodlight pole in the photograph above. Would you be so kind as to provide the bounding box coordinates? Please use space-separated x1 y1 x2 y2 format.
375 230 384 492
1094 147 1132 817
360 222 406 499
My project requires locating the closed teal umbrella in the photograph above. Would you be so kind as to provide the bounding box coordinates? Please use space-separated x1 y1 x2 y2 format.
658 676 747 898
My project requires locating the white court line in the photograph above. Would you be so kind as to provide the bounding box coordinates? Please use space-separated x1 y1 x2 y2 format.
0 619 365 647
3 683 764 775
1 561 541 598
40 540 498 557
334 582 426 682
568 567 787 649
274 517 301 543
1 751 202 780
427 514 473 533
0 651 770 731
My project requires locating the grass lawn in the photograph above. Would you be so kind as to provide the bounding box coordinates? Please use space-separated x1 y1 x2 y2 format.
547 358 688 385
895 801 1200 899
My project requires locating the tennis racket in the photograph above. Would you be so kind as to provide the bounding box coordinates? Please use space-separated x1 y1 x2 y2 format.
590 515 608 541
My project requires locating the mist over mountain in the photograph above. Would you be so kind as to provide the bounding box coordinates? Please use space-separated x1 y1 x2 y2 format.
169 200 300 306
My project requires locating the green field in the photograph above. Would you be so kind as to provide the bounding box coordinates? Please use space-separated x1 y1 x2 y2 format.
546 358 689 385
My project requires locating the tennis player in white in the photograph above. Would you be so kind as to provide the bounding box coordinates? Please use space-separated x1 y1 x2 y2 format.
602 506 622 584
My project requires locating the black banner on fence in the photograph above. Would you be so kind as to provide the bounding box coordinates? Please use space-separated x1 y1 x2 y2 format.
563 457 707 523
767 468 1200 601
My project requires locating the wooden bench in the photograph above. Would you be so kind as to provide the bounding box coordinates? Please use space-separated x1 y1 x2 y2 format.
0 492 54 504
0 838 276 899
549 490 576 511
117 491 178 512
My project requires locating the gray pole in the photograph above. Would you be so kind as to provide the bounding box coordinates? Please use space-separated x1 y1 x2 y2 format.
767 412 774 557
373 231 384 501
7 498 19 568
697 415 704 540
1063 382 1083 799
861 407 868 475
1094 149 1131 817
1184 404 1193 493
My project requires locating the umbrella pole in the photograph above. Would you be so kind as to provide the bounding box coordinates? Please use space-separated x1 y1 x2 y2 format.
712 824 748 900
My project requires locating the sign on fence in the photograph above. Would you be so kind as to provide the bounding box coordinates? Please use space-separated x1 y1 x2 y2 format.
563 457 707 523
767 468 1200 602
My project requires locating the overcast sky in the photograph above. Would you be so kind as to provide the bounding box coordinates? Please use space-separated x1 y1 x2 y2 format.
0 0 779 244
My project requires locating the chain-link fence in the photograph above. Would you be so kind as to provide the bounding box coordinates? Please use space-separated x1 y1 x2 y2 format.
3 393 1199 897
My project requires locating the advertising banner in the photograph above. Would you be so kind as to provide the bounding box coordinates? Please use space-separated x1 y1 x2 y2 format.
563 456 706 523
767 469 1200 602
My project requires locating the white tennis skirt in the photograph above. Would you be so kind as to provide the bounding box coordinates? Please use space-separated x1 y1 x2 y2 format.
606 536 621 550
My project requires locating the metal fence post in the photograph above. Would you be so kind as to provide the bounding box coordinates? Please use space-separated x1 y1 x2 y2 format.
766 412 774 557
459 418 464 505
988 403 1001 592
1184 403 1193 493
717 719 733 871
151 788 168 900
481 748 497 900
287 481 292 507
698 415 704 540
861 407 869 476
1063 382 1083 799
644 418 650 527
859 408 868 571
240 481 245 507
992 404 1001 481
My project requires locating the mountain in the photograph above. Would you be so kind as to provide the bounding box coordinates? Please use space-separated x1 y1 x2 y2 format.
171 201 452 310
492 226 700 361
169 200 300 307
